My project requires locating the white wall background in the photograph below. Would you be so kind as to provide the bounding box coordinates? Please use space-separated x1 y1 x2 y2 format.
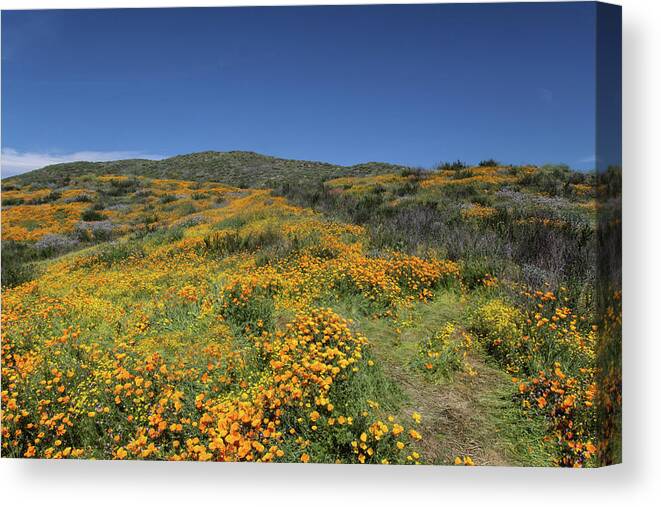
1 1 658 506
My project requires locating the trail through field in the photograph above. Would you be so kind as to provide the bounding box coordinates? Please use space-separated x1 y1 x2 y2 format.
349 291 554 466
2 163 612 465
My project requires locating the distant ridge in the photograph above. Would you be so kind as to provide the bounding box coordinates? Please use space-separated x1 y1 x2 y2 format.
4 151 408 189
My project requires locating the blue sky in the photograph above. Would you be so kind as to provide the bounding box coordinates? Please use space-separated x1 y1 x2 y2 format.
2 3 603 176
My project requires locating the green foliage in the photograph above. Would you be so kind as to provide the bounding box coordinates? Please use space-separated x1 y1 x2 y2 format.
6 151 408 190
461 257 502 289
1 152 610 466
28 190 62 205
69 193 94 203
399 167 424 178
101 177 141 197
469 299 523 364
450 168 475 180
478 159 500 167
597 165 622 198
520 164 572 196
220 282 276 333
159 194 178 204
81 208 105 221
176 202 197 217
435 160 467 171
394 180 420 196
1 241 38 288
3 197 25 206
277 162 597 306
412 323 470 382
141 226 185 246
202 226 287 258
79 240 146 268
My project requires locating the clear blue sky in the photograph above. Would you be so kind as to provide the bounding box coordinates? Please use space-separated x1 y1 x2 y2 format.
2 3 604 175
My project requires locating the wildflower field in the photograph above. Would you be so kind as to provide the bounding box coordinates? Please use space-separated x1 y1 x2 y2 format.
1 155 621 466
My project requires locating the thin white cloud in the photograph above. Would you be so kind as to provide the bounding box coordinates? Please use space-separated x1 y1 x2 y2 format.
1 148 166 178
578 155 597 164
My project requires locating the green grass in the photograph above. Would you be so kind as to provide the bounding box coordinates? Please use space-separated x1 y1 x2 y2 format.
332 289 555 466
1 153 617 465
476 375 556 467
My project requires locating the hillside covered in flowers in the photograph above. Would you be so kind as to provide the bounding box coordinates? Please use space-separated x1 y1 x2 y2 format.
1 157 621 466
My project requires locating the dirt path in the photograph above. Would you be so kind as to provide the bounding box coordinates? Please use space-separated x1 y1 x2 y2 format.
352 292 553 466
385 352 513 465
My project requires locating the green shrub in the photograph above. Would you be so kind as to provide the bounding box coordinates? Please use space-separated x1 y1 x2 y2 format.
159 194 178 204
399 167 423 178
520 165 571 196
461 257 502 289
101 177 141 197
202 226 286 258
81 208 105 221
1 241 38 288
28 190 61 205
479 158 500 167
394 180 420 196
79 241 146 268
70 193 94 203
143 226 185 246
219 282 276 333
435 160 467 171
413 323 472 382
3 197 25 206
177 202 197 217
451 169 474 180
469 299 523 367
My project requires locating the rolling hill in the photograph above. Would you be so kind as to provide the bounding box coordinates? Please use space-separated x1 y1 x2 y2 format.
0 151 620 466
2 150 408 189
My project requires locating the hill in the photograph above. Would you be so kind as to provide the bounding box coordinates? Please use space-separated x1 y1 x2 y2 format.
2 150 407 189
0 160 620 466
